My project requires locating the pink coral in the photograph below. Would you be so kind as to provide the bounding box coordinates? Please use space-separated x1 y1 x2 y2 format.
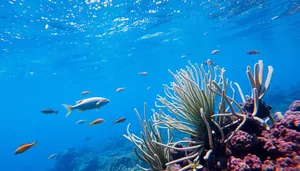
262 159 275 171
225 101 300 171
166 164 181 171
287 100 300 112
243 154 262 171
229 130 256 153
227 154 261 171
227 156 251 171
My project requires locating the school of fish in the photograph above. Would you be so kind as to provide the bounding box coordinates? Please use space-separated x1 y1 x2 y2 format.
15 49 260 160
15 71 153 157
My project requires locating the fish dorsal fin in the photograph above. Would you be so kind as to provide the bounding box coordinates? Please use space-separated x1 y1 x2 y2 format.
19 142 31 147
76 100 83 104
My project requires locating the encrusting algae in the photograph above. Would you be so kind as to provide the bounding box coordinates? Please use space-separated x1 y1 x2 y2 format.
124 60 299 171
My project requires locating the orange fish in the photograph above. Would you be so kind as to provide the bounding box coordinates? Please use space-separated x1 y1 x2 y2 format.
113 117 126 124
138 72 148 76
14 141 37 155
116 87 125 93
89 118 104 126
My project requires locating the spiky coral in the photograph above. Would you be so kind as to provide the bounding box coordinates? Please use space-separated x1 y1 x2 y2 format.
123 102 173 171
153 61 224 169
126 60 278 170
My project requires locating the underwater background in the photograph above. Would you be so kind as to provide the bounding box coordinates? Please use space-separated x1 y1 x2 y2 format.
0 0 299 171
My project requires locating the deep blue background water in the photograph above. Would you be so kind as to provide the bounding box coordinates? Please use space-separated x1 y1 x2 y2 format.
0 0 299 170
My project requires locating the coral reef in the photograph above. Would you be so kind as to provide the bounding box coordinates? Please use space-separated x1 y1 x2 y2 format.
49 136 143 171
125 60 300 171
49 60 300 171
226 101 300 171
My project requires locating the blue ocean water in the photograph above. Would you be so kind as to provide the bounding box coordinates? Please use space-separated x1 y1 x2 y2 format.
0 0 299 170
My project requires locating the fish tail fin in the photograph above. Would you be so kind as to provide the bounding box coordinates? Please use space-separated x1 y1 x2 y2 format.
55 110 59 115
33 140 38 146
62 104 73 117
88 123 93 127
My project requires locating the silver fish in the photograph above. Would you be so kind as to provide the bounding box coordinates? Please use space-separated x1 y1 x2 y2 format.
76 120 87 124
48 153 57 160
81 90 92 95
62 97 110 117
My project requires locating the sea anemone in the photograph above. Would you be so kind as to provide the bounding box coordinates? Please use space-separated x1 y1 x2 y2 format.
126 60 278 170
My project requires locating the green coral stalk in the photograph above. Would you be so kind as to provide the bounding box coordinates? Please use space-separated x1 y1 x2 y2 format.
153 61 233 168
123 102 173 171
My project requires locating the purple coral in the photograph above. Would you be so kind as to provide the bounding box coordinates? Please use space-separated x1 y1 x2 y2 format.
256 101 300 170
288 100 300 112
229 130 256 153
227 154 262 171
225 100 300 171
227 156 251 171
283 100 300 131
240 97 272 119
243 154 262 171
262 159 275 171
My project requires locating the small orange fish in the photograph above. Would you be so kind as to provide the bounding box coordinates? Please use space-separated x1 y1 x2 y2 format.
89 118 104 126
113 117 126 124
116 87 125 93
81 91 92 95
14 141 37 155
138 72 148 76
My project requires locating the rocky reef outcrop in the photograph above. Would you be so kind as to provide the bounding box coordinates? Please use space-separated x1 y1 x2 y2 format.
166 100 300 171
226 100 300 171
49 136 143 171
49 101 300 171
